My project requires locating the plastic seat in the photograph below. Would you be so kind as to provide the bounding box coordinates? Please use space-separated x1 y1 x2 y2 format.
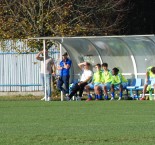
126 78 142 98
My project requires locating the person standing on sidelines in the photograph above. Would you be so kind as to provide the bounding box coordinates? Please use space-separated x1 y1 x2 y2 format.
36 48 55 101
57 52 72 97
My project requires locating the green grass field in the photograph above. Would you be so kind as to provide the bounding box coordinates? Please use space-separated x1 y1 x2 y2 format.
0 100 155 145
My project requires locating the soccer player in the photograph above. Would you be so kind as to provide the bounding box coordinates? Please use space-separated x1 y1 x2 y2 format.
140 66 155 100
102 63 112 100
85 63 103 101
110 67 128 100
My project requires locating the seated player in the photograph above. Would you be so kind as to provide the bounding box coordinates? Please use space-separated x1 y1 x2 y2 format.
140 66 155 100
110 67 128 100
85 64 103 101
102 63 112 100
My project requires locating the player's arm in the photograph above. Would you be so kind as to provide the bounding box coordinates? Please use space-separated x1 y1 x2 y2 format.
36 51 43 61
78 62 86 70
63 60 71 69
57 62 63 70
101 72 105 84
78 76 92 85
90 74 95 84
146 71 149 83
51 61 56 75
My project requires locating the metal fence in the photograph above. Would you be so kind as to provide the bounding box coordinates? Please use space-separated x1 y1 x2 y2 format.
0 52 41 91
0 40 60 92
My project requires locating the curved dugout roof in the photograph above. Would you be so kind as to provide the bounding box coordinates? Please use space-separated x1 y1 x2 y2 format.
29 35 155 80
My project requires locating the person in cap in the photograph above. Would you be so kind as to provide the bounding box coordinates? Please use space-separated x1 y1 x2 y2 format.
36 48 55 101
57 52 72 97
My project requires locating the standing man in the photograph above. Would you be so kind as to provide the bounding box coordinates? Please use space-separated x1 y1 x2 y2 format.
36 48 55 101
57 52 72 97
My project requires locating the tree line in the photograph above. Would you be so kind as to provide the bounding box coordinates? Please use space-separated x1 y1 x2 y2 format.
0 0 155 39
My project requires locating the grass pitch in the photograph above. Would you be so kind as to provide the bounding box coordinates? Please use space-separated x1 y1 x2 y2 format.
0 100 155 145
